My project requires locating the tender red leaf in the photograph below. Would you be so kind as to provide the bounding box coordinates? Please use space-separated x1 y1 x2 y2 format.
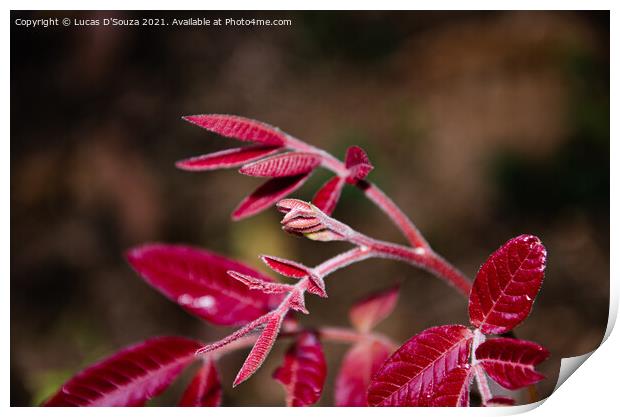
183 114 287 146
233 313 284 386
179 359 222 406
175 145 280 171
261 255 326 298
468 235 547 334
431 366 473 407
232 173 310 220
345 145 371 169
126 244 282 326
228 271 293 294
486 396 516 406
312 176 345 215
367 325 474 406
349 285 399 333
261 255 309 278
345 146 374 182
475 338 549 390
239 152 321 178
44 337 201 406
273 331 327 407
335 339 393 406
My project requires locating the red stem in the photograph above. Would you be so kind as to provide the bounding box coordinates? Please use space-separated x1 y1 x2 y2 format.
285 135 471 298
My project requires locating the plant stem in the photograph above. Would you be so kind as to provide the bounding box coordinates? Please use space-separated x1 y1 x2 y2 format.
285 135 471 298
471 329 492 406
312 227 472 297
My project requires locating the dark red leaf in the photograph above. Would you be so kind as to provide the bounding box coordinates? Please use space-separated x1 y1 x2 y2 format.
273 331 326 406
431 366 473 407
469 235 547 334
183 114 287 146
475 338 549 390
175 145 280 171
239 152 321 178
44 337 201 406
126 244 282 326
233 313 284 386
367 325 473 406
232 173 310 220
179 359 222 406
486 396 516 406
335 339 393 406
312 176 345 215
345 146 374 182
349 285 399 333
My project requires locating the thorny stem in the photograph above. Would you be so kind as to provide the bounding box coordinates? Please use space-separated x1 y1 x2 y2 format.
285 135 471 298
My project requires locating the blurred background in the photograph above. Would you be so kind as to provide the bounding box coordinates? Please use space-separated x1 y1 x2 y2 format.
11 10 609 406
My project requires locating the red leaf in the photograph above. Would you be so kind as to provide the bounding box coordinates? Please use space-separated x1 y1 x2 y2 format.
126 244 282 326
233 313 284 386
468 235 547 334
261 255 309 278
261 255 327 298
273 331 327 406
335 339 393 406
349 285 399 333
312 176 345 215
232 173 310 220
228 271 293 294
367 325 473 406
345 146 374 182
175 145 280 171
239 152 321 178
44 337 201 406
345 145 371 168
179 359 222 406
183 114 287 146
486 396 516 406
475 338 549 390
431 366 473 407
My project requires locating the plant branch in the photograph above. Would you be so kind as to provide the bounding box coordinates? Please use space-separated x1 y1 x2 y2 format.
285 136 429 249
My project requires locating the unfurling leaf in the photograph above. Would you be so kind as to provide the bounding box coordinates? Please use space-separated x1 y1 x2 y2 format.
312 176 345 215
345 146 374 182
349 285 399 333
367 325 473 406
273 331 326 406
233 313 284 386
183 114 287 146
261 255 327 298
277 198 349 242
179 359 222 406
175 145 280 171
44 337 202 406
126 244 282 326
232 174 311 220
475 338 549 390
469 235 547 334
431 366 473 407
239 152 321 178
335 339 393 406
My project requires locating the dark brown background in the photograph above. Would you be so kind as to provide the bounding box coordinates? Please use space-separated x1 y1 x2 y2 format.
11 10 609 406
